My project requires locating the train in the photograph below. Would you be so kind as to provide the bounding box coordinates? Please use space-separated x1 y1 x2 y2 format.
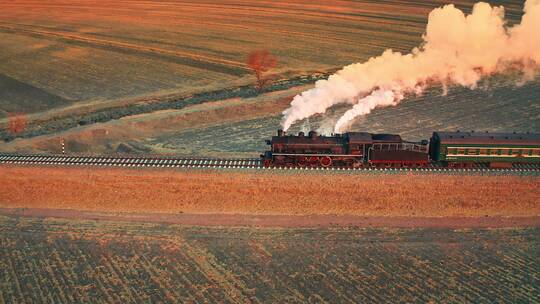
261 130 540 168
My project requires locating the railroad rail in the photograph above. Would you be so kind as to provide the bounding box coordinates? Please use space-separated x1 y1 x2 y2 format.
1 153 540 175
0 154 261 168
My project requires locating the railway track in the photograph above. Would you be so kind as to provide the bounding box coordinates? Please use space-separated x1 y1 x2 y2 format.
1 153 539 175
0 154 261 168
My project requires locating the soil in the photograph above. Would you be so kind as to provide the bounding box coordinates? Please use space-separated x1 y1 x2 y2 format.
0 208 538 228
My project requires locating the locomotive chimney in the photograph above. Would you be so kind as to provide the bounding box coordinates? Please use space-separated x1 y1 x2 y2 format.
277 129 284 137
308 131 318 139
298 131 305 137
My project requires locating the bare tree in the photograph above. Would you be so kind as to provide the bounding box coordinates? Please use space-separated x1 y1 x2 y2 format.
247 50 278 91
7 112 27 135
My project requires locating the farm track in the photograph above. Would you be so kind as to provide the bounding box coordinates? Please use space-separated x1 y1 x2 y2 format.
1 153 539 175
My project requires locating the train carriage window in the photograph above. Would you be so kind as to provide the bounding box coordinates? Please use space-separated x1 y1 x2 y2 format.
479 149 488 155
467 149 477 155
489 149 499 156
457 148 465 155
533 149 540 156
447 148 457 155
512 149 522 156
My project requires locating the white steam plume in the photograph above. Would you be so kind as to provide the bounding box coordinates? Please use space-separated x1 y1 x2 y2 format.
281 1 540 133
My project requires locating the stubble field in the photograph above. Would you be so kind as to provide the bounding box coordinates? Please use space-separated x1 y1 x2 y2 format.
1 215 538 303
0 0 454 117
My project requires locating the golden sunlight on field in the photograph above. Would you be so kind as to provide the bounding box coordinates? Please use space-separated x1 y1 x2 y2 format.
4 0 515 115
0 165 538 217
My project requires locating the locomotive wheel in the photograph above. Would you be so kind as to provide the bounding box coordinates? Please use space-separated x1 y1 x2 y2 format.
297 156 308 167
320 156 332 167
274 156 286 166
263 159 272 167
349 159 362 168
309 156 319 166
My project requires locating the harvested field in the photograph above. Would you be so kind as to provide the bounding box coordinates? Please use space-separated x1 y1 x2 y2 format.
0 0 526 116
0 215 539 303
0 165 538 217
0 0 464 117
0 74 70 115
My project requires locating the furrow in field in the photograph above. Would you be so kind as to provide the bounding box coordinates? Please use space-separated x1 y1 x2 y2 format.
0 23 248 76
182 240 251 303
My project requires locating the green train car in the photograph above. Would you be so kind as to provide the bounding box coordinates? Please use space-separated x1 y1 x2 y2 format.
429 131 540 168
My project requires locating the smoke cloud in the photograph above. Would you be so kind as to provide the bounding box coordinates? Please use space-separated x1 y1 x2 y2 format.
281 1 540 133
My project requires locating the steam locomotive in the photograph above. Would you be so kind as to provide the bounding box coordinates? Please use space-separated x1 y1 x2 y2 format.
261 130 540 168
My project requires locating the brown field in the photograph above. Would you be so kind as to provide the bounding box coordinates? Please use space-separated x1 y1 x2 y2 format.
1 165 538 217
0 0 525 118
2 215 539 302
0 0 419 116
